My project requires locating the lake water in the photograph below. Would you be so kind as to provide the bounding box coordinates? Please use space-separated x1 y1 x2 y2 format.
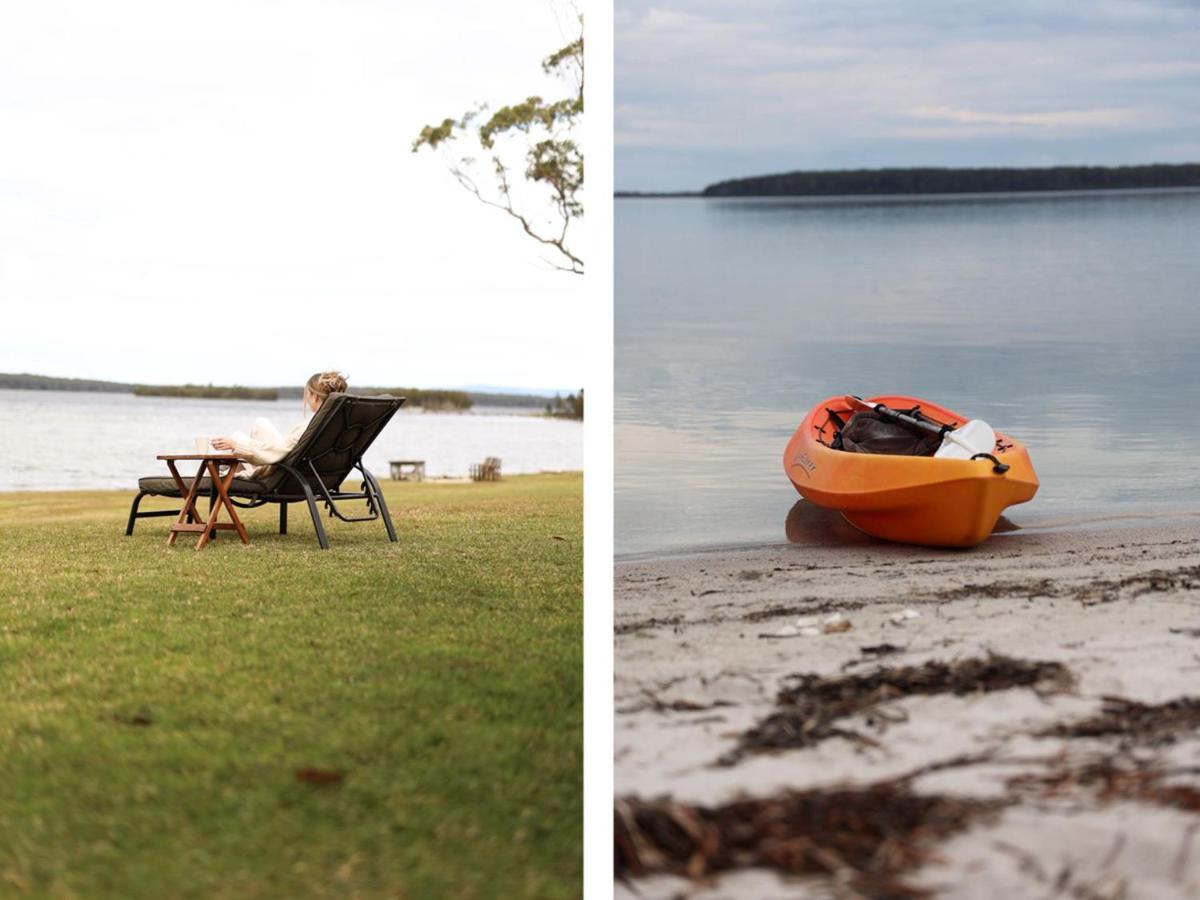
616 188 1200 557
0 390 582 492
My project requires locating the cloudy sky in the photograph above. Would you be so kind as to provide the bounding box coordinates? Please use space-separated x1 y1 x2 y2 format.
616 0 1200 191
0 0 584 392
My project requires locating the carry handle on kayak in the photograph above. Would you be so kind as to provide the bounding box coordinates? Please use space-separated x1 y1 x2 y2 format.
844 396 1010 474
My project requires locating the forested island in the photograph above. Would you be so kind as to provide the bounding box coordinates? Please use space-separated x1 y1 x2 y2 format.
0 372 550 411
545 390 584 420
699 163 1200 197
616 163 1200 198
133 384 279 401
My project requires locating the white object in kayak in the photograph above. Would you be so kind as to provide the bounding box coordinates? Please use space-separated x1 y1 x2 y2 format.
934 418 997 460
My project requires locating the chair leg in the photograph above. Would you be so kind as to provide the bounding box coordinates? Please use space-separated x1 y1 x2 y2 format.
299 483 330 550
364 470 398 543
279 502 288 535
125 491 147 536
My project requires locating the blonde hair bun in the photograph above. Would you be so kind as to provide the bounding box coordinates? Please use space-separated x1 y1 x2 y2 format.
307 370 349 398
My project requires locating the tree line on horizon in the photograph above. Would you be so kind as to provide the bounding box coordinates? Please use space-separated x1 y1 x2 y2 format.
545 390 583 420
700 163 1200 197
132 384 278 401
0 373 554 410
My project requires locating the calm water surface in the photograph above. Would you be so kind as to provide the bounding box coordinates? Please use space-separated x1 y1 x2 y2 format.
0 391 581 491
616 189 1200 556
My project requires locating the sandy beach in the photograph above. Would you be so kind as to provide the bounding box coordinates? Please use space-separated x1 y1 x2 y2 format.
615 505 1200 898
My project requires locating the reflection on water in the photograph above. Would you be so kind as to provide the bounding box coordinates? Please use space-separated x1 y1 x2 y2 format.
617 189 1200 556
0 390 582 491
783 500 874 547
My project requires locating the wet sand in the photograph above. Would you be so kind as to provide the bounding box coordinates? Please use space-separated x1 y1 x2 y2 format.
615 504 1200 898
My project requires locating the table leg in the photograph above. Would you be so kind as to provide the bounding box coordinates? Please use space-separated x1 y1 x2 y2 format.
166 459 206 546
194 460 249 550
214 460 250 545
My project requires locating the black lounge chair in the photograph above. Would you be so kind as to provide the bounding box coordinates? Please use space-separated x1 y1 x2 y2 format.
126 393 405 549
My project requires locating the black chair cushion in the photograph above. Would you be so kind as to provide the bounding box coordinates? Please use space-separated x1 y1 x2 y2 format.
138 476 268 497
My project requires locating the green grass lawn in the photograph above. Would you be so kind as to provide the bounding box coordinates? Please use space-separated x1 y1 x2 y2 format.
0 474 581 899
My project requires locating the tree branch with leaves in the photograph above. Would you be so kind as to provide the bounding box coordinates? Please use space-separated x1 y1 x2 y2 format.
413 23 583 274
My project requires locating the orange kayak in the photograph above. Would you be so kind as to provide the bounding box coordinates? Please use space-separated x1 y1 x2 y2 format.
783 395 1039 548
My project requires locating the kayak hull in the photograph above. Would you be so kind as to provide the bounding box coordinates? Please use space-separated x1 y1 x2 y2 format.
784 395 1039 548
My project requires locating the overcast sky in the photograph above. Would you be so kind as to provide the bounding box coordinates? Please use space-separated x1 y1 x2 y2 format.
0 0 585 392
616 0 1200 191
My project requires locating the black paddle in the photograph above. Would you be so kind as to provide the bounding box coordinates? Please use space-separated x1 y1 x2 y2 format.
844 396 1009 473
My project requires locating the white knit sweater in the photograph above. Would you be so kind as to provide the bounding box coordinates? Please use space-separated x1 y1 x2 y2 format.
231 418 308 478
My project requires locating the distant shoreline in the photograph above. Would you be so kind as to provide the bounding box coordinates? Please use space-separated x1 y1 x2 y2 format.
615 191 702 198
0 372 555 410
616 186 1200 200
617 162 1200 198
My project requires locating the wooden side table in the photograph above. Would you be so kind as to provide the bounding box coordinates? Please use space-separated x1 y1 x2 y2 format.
157 454 250 551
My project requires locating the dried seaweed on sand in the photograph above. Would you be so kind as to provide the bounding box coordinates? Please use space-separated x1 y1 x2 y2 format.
1009 756 1200 813
1039 696 1200 747
720 654 1073 765
615 782 1005 898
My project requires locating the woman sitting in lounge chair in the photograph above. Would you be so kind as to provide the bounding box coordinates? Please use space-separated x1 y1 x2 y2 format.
212 371 347 479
